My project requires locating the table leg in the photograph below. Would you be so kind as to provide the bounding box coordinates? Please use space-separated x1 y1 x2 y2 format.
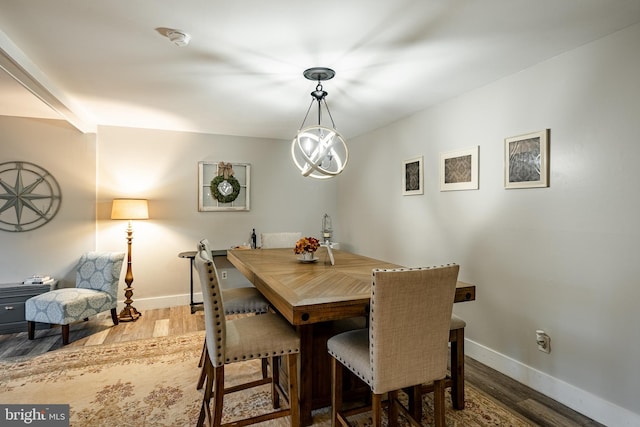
189 257 197 313
298 324 314 427
450 327 465 409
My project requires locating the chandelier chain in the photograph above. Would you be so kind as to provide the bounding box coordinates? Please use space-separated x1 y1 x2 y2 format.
298 98 316 131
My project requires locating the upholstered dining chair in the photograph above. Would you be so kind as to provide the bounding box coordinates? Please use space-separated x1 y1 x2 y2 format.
327 265 459 427
25 251 125 345
194 249 301 427
415 314 467 417
196 239 270 390
198 239 269 315
260 232 301 249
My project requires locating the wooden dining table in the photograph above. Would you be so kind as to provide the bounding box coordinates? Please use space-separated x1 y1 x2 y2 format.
227 247 476 426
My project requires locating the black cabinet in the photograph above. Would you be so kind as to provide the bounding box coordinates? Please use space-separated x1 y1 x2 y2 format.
0 283 53 334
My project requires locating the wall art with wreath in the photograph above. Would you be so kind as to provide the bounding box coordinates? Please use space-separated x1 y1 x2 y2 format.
198 161 250 211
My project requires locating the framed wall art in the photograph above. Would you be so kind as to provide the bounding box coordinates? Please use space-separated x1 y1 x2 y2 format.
504 129 549 189
0 161 62 232
198 161 251 211
402 156 423 195
439 146 479 191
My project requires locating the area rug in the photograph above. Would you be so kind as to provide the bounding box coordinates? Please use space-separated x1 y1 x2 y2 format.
0 332 532 426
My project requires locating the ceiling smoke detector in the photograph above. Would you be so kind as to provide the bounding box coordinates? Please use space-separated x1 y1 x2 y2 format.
166 30 191 47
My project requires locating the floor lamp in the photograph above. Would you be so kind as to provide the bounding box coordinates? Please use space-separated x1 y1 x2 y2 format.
111 198 149 322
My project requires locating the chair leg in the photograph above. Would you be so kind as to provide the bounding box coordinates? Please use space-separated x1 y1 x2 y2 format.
198 339 207 367
198 358 225 427
212 365 225 427
371 393 383 427
288 353 300 427
407 385 422 422
387 390 399 427
272 356 281 409
111 308 119 325
27 321 35 340
198 358 214 427
450 327 465 409
197 340 268 393
331 356 343 427
433 379 446 427
197 343 208 390
62 324 70 345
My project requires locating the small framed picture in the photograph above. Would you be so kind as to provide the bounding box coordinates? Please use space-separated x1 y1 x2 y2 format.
402 156 423 195
504 129 549 189
440 146 479 191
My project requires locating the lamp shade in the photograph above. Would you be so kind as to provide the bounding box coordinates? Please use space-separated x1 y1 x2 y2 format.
111 199 149 220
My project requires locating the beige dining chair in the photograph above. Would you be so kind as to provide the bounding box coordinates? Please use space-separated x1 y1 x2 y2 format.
194 249 301 427
198 239 269 314
327 265 459 427
196 238 270 390
416 314 467 416
260 232 301 249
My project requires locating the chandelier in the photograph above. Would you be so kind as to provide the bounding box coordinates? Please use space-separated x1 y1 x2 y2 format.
291 67 348 179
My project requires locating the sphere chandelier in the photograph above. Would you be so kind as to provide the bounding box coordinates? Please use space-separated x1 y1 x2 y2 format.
291 67 348 179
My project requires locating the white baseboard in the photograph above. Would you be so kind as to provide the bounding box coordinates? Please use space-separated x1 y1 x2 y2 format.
466 339 640 427
115 298 640 426
118 293 194 312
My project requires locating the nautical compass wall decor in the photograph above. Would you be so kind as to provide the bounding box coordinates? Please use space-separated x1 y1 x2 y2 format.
0 161 62 232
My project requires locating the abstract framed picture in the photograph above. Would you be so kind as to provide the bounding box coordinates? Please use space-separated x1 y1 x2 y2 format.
402 156 423 195
440 146 479 191
504 129 549 189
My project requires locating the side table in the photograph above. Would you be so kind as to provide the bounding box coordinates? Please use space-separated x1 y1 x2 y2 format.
0 282 55 334
178 249 227 313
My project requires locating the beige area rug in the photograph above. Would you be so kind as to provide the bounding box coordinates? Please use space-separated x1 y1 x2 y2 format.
0 332 532 426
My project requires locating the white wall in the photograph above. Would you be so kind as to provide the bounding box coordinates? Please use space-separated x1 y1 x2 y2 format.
0 117 97 286
2 21 639 427
337 23 640 425
94 126 338 307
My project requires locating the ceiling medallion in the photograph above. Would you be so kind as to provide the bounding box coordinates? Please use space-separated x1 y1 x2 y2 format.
0 161 62 232
291 67 349 179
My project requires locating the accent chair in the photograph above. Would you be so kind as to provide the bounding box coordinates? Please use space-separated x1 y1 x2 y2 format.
25 252 125 345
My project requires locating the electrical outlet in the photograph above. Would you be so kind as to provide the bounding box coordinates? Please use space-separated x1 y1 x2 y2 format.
536 330 551 353
221 270 227 280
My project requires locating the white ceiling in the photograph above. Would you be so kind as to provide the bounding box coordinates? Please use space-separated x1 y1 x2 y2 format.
1 0 640 139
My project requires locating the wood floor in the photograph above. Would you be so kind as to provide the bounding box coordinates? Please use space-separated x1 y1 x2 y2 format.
0 305 603 427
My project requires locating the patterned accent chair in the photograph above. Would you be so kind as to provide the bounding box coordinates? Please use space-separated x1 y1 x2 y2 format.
327 265 459 427
25 252 125 345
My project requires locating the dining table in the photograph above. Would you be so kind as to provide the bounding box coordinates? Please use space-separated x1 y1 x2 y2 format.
227 246 476 426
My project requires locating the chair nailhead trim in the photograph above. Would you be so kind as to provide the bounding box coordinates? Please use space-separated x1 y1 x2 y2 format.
224 347 300 363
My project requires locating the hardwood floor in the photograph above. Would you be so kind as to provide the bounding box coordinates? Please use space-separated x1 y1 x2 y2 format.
0 306 603 427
